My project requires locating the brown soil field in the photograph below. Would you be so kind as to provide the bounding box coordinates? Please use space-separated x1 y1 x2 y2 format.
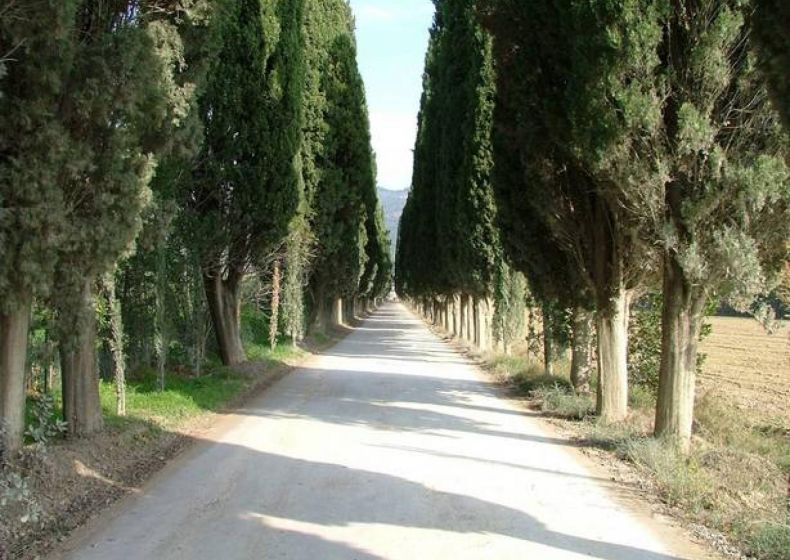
698 316 790 427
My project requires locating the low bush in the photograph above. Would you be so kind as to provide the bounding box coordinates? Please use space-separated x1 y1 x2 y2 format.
621 438 715 513
534 385 594 420
748 522 790 560
488 354 573 394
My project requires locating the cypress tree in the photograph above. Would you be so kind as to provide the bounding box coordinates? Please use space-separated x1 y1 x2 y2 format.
305 0 377 328
396 23 445 303
653 1 788 448
397 0 503 351
0 0 189 438
359 202 393 306
54 1 192 437
191 0 305 365
0 0 78 451
481 0 662 421
483 0 788 439
117 0 220 384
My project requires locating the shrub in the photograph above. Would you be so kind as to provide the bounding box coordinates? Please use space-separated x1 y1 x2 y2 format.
628 383 656 410
535 384 594 420
621 438 714 513
24 393 66 445
748 522 790 560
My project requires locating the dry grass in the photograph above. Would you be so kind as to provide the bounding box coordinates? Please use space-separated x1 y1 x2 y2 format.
699 317 790 427
483 316 790 560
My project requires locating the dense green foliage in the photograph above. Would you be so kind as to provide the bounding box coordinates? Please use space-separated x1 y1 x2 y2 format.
753 0 790 127
0 0 390 451
304 0 387 323
396 0 501 300
396 0 530 354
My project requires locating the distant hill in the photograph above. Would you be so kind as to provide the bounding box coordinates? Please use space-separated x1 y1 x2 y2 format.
377 187 409 260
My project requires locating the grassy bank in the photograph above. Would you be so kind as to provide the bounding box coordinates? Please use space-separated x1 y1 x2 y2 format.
98 343 305 432
485 351 790 560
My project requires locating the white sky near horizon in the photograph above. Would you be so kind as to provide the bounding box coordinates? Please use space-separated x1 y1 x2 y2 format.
349 0 435 191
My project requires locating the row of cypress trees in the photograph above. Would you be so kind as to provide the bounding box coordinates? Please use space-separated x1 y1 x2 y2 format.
396 0 788 450
0 0 391 453
396 0 513 353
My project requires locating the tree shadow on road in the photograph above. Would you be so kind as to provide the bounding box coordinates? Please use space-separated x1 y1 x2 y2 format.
66 438 688 560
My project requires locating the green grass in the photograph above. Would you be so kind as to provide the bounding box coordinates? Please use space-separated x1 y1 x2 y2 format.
98 341 304 430
99 369 251 430
245 340 304 364
534 384 595 420
488 354 573 394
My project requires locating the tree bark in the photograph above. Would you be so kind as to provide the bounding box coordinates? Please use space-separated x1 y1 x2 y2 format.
474 296 492 351
655 255 706 451
203 270 246 366
154 246 169 392
61 280 103 438
459 294 468 340
464 295 473 342
596 286 630 423
542 303 555 376
452 294 461 337
483 297 492 351
101 275 126 416
0 293 32 454
269 257 281 350
570 307 594 393
330 298 343 327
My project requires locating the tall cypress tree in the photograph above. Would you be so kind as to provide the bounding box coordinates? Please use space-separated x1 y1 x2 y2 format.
653 1 788 447
192 0 305 365
397 2 499 298
481 0 663 421
0 0 79 450
359 202 393 305
396 22 445 303
306 0 377 328
53 1 196 437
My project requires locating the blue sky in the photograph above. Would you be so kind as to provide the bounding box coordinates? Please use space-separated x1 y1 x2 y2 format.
349 0 435 191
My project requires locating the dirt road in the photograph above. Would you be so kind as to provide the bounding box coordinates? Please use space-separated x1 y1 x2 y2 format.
53 303 711 560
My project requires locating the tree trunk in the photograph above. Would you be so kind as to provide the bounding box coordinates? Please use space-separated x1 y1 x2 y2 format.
330 298 343 327
596 286 630 423
101 275 126 416
474 296 492 351
542 303 554 376
155 246 168 392
459 294 468 340
464 295 473 342
312 284 328 333
0 293 32 454
61 280 103 438
269 257 281 350
570 307 594 393
452 294 461 337
203 270 246 366
655 255 706 451
351 298 357 320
